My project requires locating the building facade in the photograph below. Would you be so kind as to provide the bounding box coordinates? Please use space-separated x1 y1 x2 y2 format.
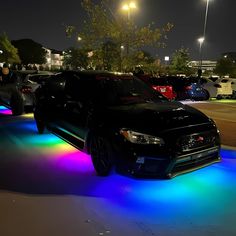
43 48 64 70
188 60 217 72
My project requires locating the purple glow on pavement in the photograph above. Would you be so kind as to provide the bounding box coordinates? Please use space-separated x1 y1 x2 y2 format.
0 105 12 115
2 114 236 232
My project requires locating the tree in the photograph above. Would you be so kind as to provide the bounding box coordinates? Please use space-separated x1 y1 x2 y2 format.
0 33 21 64
101 40 121 70
169 47 193 75
123 50 155 73
63 47 90 70
66 0 173 72
11 39 47 65
214 57 236 77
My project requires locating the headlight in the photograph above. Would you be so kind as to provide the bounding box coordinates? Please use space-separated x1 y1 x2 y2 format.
120 129 164 145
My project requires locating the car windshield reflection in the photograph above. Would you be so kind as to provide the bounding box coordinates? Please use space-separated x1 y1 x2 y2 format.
99 78 167 106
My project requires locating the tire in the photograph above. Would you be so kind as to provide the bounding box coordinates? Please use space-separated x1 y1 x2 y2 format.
233 91 236 99
204 90 210 100
216 95 222 100
90 134 113 176
10 92 24 116
34 113 45 134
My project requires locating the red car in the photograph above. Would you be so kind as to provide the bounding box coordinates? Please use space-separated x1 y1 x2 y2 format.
136 75 177 100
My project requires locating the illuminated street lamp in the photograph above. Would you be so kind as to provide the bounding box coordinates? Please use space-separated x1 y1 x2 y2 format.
122 2 137 20
164 56 170 65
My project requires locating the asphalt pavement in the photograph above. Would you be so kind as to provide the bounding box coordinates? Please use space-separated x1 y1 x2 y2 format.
0 104 236 236
183 100 236 148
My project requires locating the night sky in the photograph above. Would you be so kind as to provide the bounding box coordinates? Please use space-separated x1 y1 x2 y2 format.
0 0 235 61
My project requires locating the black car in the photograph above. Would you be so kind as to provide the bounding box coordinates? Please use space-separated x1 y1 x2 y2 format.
34 71 221 178
0 71 40 115
25 72 54 85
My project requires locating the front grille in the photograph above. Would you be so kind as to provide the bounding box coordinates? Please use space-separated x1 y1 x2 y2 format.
177 131 217 152
171 147 220 176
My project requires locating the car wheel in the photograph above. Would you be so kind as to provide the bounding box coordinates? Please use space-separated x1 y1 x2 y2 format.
10 92 24 116
90 134 113 176
233 91 236 99
216 95 222 100
34 113 45 134
204 90 210 100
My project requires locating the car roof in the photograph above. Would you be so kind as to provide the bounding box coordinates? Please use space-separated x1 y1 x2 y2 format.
56 70 134 80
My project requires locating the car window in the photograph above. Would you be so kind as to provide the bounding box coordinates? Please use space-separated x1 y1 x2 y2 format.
201 78 207 84
97 77 167 106
46 74 65 95
221 79 229 83
149 77 170 85
64 73 96 102
209 77 219 82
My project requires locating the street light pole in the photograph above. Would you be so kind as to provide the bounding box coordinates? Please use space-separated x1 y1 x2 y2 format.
198 37 205 71
203 0 210 38
121 2 137 56
200 0 211 63
197 0 211 77
120 45 125 71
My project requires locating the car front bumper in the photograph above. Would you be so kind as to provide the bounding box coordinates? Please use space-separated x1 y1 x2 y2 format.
115 141 221 178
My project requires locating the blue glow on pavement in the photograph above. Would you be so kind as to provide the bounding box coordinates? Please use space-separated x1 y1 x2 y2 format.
0 105 12 115
1 112 236 233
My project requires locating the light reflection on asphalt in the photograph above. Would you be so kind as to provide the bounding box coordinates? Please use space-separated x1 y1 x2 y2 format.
0 105 236 234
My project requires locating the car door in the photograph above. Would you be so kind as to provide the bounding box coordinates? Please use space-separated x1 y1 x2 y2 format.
217 78 233 96
38 73 67 129
201 78 217 98
0 83 11 104
54 73 92 150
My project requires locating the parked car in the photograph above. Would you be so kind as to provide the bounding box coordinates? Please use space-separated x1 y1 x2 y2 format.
34 71 221 178
228 78 236 98
0 71 40 115
201 77 233 99
137 75 177 100
25 71 54 85
165 76 209 101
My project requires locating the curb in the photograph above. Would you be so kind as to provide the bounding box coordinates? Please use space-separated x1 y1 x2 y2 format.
221 145 236 151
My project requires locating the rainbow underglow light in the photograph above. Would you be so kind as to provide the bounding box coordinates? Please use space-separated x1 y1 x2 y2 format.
0 105 12 115
1 109 236 234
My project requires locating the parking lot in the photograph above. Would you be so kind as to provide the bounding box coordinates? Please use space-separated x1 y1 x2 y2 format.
185 99 236 147
0 100 236 236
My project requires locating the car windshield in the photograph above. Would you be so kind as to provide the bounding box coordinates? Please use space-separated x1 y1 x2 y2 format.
149 77 170 86
98 77 167 106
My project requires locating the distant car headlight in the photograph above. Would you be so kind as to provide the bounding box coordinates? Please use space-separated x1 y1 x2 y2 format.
120 129 165 145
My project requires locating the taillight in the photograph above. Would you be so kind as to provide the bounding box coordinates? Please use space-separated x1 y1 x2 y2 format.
184 85 192 90
152 86 159 91
214 84 221 88
21 86 32 94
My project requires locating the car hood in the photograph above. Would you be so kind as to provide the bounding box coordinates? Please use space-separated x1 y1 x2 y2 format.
104 101 211 134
